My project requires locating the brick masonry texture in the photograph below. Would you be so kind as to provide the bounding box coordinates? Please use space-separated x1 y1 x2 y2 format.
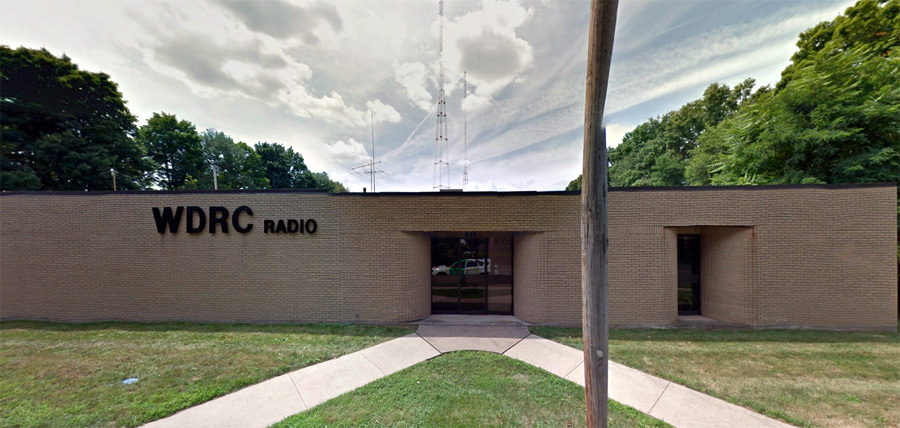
0 184 896 330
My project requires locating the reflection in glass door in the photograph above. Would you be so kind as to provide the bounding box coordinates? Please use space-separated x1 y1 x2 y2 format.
458 238 488 313
431 234 513 315
677 234 701 315
430 237 461 313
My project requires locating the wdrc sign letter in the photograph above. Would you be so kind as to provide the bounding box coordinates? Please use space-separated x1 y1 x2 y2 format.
152 206 315 236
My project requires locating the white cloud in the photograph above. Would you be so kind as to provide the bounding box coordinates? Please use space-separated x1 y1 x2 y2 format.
467 180 507 191
392 0 535 114
144 35 401 128
141 31 309 102
394 61 433 111
606 2 852 115
444 0 535 110
366 100 402 124
326 138 371 165
0 0 858 193
213 0 342 42
282 88 401 128
461 92 492 112
604 123 632 149
122 1 403 129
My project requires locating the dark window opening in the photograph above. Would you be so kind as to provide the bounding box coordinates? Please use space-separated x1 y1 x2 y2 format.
677 234 701 315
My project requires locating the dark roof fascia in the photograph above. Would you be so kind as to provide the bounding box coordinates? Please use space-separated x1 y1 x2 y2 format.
607 182 897 192
331 190 577 197
1 182 894 197
0 188 330 197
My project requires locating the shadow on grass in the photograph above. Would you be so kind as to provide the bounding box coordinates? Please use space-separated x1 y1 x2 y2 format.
531 326 900 344
0 320 414 337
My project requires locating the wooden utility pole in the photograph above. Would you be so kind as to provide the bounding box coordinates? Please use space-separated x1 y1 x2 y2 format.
582 0 618 427
110 168 117 191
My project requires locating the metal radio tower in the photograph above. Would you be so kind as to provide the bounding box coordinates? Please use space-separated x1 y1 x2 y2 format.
463 70 468 190
433 0 450 189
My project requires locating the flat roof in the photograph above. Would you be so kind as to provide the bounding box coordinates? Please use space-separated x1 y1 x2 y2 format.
1 182 895 197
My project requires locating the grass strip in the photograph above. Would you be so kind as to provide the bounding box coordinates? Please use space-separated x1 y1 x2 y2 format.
0 321 413 428
272 351 672 428
532 327 900 428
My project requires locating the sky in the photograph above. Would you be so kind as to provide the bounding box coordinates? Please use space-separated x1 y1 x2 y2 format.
1 0 855 192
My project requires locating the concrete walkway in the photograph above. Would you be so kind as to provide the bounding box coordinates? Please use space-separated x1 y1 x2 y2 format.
144 324 794 428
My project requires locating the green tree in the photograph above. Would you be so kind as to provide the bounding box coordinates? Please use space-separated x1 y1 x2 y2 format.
307 171 348 193
777 0 898 90
567 79 756 190
603 79 757 188
137 113 205 190
688 0 899 186
607 116 669 187
255 142 315 189
0 46 147 190
252 142 348 191
200 129 269 189
574 0 898 190
570 0 899 258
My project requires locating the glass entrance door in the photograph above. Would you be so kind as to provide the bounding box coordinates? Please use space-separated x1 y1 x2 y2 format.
431 234 512 315
458 238 488 313
486 235 513 314
677 234 701 315
430 237 462 313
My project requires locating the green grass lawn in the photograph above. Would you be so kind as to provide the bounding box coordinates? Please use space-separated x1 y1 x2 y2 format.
0 321 413 428
532 327 900 428
271 351 672 428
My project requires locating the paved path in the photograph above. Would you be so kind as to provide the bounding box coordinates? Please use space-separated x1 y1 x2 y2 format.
144 325 794 428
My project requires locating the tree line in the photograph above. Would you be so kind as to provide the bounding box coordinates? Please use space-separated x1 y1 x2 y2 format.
568 0 898 191
0 46 347 192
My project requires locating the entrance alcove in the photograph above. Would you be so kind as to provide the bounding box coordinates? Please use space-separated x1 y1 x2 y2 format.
668 226 755 325
429 232 514 315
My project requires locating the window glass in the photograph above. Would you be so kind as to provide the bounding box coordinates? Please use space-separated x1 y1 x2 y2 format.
431 234 513 315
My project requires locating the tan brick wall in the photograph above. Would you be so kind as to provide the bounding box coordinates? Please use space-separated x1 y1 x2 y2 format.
402 232 432 321
608 185 897 329
511 229 583 325
699 227 754 324
609 226 677 325
1 193 351 323
0 192 580 323
541 230 583 325
513 233 544 322
0 184 896 329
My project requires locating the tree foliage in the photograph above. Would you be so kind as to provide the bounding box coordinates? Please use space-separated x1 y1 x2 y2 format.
0 46 146 190
254 142 347 191
569 79 755 190
566 175 582 191
199 129 269 190
569 0 899 192
255 142 313 189
136 113 206 190
607 79 756 188
308 171 349 193
0 48 347 193
688 0 899 186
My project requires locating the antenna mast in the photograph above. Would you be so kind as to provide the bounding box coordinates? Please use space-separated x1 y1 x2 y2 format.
371 111 376 192
463 70 468 190
352 111 383 191
433 0 450 189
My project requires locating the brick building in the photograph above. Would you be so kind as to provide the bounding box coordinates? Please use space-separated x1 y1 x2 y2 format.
0 183 896 330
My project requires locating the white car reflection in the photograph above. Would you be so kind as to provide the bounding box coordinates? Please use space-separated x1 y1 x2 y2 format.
431 258 491 276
